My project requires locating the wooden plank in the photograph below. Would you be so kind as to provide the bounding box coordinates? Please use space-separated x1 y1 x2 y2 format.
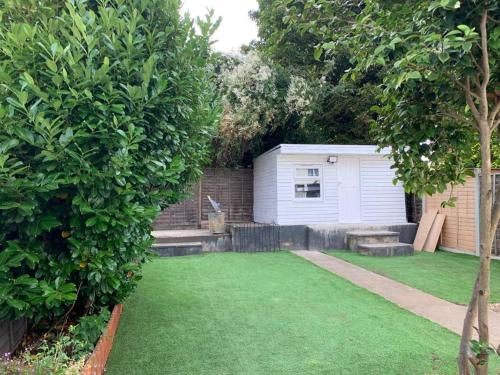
413 209 438 251
423 214 446 252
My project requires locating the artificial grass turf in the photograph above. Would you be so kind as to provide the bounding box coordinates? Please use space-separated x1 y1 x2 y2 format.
106 252 500 375
327 250 500 305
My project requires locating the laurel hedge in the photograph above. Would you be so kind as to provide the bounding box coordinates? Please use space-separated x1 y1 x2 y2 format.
0 0 219 321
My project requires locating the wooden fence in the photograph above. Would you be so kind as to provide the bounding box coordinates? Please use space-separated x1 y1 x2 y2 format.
154 168 253 230
423 171 500 257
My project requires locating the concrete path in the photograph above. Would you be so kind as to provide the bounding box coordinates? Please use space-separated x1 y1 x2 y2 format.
293 250 500 348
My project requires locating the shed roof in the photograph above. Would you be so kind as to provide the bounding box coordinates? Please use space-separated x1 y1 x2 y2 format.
260 144 391 157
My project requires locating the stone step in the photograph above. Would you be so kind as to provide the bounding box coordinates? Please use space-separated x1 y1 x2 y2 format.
346 230 400 251
155 235 223 244
152 230 231 252
357 242 414 257
151 242 203 257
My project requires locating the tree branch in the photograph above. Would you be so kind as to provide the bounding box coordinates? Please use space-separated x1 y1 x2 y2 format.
456 79 481 100
438 109 468 125
489 100 500 130
469 52 484 76
479 9 490 90
458 274 480 375
464 77 481 126
492 119 499 132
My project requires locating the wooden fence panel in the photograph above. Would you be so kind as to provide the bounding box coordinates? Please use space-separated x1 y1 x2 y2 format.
154 168 253 230
424 176 477 254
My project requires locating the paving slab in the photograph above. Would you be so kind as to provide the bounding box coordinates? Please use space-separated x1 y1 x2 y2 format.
292 250 500 348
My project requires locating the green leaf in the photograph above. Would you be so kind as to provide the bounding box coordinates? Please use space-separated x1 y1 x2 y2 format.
407 71 422 80
0 139 19 153
23 72 34 85
313 47 322 60
85 216 98 227
59 127 74 147
6 298 27 310
14 275 38 288
25 214 62 236
438 52 450 63
46 60 58 72
0 202 20 210
457 24 471 35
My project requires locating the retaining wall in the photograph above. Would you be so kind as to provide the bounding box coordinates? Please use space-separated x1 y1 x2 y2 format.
229 223 417 252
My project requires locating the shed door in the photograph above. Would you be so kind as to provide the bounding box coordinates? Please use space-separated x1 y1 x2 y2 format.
338 156 361 223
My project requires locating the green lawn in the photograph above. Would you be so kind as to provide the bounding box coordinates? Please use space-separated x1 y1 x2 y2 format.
106 252 499 374
327 250 500 305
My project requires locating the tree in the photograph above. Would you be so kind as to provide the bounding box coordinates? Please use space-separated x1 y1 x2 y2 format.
303 0 499 373
0 0 219 322
251 0 379 148
212 51 318 167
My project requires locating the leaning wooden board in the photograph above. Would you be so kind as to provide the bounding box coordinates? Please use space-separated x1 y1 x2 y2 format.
422 214 446 252
413 209 438 251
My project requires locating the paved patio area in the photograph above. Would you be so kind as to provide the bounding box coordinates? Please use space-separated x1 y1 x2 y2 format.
293 250 500 348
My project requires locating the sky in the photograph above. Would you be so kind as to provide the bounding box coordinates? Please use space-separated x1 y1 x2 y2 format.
181 0 259 53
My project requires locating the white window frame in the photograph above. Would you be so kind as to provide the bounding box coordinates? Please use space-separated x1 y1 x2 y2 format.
292 164 323 201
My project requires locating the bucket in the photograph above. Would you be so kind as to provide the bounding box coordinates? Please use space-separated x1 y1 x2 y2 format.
208 212 225 234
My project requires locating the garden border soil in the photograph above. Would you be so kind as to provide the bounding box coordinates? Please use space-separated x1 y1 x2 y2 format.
82 304 123 375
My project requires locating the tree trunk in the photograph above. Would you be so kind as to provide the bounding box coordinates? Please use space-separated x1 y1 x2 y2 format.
475 121 493 375
458 275 480 375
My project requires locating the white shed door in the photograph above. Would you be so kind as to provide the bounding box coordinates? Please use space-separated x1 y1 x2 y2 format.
338 156 361 223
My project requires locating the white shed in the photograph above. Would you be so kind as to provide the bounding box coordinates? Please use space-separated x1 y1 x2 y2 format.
253 144 407 225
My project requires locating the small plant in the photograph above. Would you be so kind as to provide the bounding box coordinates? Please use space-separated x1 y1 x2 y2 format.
0 309 110 374
69 308 111 356
470 340 498 366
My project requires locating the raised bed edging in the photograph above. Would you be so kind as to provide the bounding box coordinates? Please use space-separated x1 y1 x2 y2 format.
82 304 123 375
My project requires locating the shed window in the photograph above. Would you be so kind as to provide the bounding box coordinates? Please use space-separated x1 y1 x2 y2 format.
295 167 320 178
294 166 321 199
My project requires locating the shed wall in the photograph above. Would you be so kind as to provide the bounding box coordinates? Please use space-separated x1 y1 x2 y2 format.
359 157 407 224
276 154 339 225
273 154 406 225
253 151 278 223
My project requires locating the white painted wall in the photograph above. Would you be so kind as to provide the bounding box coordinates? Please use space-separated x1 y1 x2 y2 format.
359 156 407 224
253 147 407 225
253 150 278 223
276 154 339 224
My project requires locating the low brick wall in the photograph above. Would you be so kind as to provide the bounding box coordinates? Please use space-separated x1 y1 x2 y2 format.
82 304 123 375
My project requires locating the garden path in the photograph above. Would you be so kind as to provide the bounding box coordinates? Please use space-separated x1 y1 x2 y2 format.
293 250 500 348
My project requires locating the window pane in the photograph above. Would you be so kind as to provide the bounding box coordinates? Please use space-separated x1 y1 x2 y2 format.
295 181 321 198
296 167 319 177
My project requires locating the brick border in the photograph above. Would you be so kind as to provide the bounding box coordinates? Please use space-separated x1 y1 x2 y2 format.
82 304 123 375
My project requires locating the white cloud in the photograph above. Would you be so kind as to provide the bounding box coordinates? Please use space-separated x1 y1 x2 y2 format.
181 0 259 53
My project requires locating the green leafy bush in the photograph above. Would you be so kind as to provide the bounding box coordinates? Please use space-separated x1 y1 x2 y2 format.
0 0 219 321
